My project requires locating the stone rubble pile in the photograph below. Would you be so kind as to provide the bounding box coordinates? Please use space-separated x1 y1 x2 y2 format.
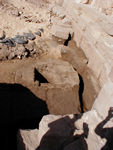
0 29 48 60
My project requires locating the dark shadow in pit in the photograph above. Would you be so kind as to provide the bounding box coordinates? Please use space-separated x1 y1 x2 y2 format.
78 74 84 113
64 33 72 46
34 68 49 86
0 83 49 150
36 114 89 150
95 107 113 150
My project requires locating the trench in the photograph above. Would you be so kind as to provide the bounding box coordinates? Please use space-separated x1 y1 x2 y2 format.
0 35 101 149
64 34 85 113
0 83 49 150
63 34 100 112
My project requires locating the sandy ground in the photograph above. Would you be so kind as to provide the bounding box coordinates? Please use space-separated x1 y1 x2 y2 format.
0 0 51 37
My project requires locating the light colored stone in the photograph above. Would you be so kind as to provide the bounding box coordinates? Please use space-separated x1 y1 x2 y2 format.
45 40 62 58
61 0 113 88
92 81 113 119
51 5 66 19
51 23 73 39
51 17 73 40
91 0 113 15
35 59 79 86
74 0 89 4
17 129 39 150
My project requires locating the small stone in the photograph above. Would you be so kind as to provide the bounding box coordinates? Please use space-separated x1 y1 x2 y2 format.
23 33 36 40
17 55 22 59
0 38 16 47
82 59 88 64
11 9 21 17
13 35 28 44
35 31 41 37
39 28 44 33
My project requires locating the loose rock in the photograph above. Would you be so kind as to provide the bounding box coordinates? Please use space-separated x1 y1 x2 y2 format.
39 28 44 33
35 31 41 37
0 38 16 47
23 32 36 40
13 35 28 44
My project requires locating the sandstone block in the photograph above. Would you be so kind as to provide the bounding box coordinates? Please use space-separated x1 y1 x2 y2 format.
51 22 73 40
35 59 79 86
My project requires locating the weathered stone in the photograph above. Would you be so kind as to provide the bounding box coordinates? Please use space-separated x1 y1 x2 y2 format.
61 45 88 72
13 35 28 44
34 59 80 114
17 129 39 150
35 31 41 37
61 45 100 111
0 38 16 47
46 85 80 114
23 33 36 40
45 40 62 58
51 18 73 40
35 59 79 86
51 5 66 19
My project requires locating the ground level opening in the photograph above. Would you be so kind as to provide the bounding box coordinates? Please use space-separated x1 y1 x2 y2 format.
0 83 49 150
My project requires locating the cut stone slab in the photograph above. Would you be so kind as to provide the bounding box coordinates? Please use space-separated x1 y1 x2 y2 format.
46 85 80 114
61 45 88 73
51 20 73 40
35 59 79 86
61 45 100 111
35 59 80 114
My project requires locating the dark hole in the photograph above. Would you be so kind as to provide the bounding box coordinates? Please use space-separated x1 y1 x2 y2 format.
64 33 72 46
78 74 84 113
0 83 49 150
34 68 49 86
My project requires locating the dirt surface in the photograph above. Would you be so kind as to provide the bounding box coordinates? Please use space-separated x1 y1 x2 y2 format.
0 0 50 37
